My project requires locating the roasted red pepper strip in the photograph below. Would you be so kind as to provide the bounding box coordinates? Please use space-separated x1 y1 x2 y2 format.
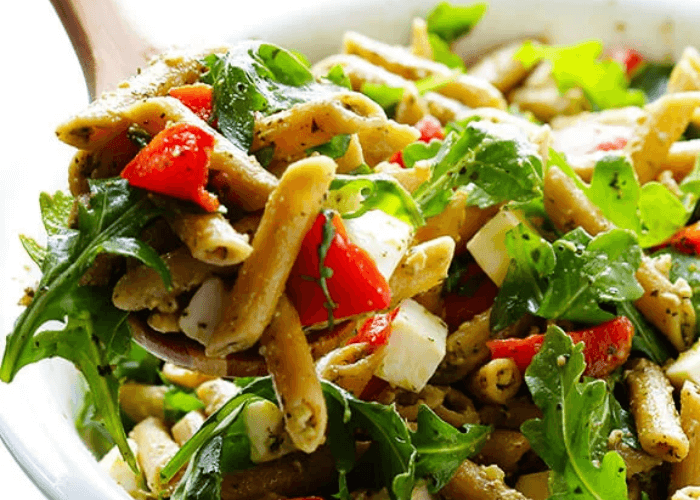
487 316 634 378
390 115 444 167
656 221 700 255
120 123 219 212
443 262 498 331
595 137 628 151
168 84 214 123
287 211 392 326
348 308 400 353
609 47 645 78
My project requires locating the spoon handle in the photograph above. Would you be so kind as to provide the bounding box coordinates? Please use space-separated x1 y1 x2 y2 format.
49 0 160 99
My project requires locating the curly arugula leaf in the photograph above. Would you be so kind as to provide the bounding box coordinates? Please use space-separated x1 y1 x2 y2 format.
490 223 555 331
306 134 352 159
426 1 488 44
360 82 404 117
522 325 628 499
323 65 353 89
401 140 443 169
427 35 466 70
537 227 643 323
19 234 46 267
164 386 206 423
328 173 425 227
0 178 169 474
515 40 646 110
412 120 544 217
202 42 341 151
411 405 491 492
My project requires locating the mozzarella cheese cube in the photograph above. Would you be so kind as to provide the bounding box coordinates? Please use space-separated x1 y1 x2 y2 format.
343 209 413 281
467 208 526 286
244 400 296 463
179 276 226 346
375 299 448 392
99 439 148 499
667 339 700 388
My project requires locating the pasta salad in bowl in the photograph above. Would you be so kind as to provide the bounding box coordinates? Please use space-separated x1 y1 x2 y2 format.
5 1 700 499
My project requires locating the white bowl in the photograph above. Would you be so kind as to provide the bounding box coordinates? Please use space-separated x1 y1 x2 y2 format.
2 0 700 498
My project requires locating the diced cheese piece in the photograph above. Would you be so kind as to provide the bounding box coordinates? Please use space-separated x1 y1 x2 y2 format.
99 439 149 500
243 400 296 463
179 276 226 345
667 339 700 388
467 208 526 286
343 209 414 281
375 299 448 392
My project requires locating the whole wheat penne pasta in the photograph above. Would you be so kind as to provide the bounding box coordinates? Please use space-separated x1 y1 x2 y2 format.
130 416 182 496
252 92 419 169
388 236 455 307
433 309 492 384
514 471 550 500
468 41 532 94
626 358 689 462
161 362 216 389
316 342 385 397
56 50 212 150
260 295 327 453
206 156 336 357
169 212 253 267
668 47 700 93
119 383 167 422
608 429 663 478
468 358 523 405
477 430 531 474
670 381 700 493
343 31 506 109
99 440 148 500
312 54 428 125
433 387 480 428
625 92 700 184
171 410 206 446
196 379 241 416
663 139 700 181
440 459 529 500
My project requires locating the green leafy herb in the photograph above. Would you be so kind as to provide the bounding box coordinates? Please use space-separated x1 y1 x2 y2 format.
164 386 206 423
317 209 339 329
0 178 170 474
411 405 490 492
328 173 425 227
426 1 488 44
521 325 628 499
412 121 544 217
324 65 353 89
76 388 116 459
401 140 443 169
427 35 466 70
616 301 674 364
202 42 340 151
126 124 152 150
112 341 163 385
253 144 275 168
515 40 646 110
629 62 674 102
19 234 46 266
360 82 404 116
306 134 352 159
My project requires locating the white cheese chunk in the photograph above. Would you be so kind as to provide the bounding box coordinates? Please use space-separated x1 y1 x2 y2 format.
343 209 414 281
375 299 448 392
466 208 526 286
99 439 148 500
244 400 296 463
179 276 226 346
667 339 700 388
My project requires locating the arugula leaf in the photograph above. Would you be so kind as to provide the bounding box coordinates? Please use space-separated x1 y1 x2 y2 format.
411 405 490 492
323 65 353 89
306 134 352 159
515 40 646 110
112 341 163 384
328 173 425 227
76 388 116 459
412 121 544 217
164 386 206 423
427 34 466 70
629 62 674 102
426 1 488 44
537 228 643 322
521 325 628 499
616 301 674 364
0 178 170 473
19 234 46 266
490 223 555 331
401 140 443 169
203 42 340 151
360 82 404 117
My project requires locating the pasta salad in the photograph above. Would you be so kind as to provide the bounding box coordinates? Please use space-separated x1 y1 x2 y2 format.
4 2 700 499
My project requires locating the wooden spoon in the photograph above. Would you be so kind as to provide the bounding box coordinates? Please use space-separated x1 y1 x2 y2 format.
48 0 357 377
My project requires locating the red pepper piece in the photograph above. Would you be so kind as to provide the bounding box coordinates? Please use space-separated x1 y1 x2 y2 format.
662 221 700 255
609 47 645 78
443 262 499 331
595 137 628 151
389 150 406 168
487 316 634 378
168 85 214 123
120 123 219 212
415 115 445 142
287 212 392 326
348 308 400 353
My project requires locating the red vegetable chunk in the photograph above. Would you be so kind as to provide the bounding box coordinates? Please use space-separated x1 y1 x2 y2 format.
168 84 214 123
120 123 219 212
348 308 400 353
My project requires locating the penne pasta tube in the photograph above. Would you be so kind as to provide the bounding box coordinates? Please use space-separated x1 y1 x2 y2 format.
169 212 253 267
119 383 167 422
663 139 700 181
196 379 241 416
433 309 492 384
130 416 182 496
259 294 327 454
206 156 336 357
161 362 216 389
668 47 700 94
468 358 523 406
316 342 385 397
476 430 531 474
388 236 456 307
467 41 532 94
343 31 506 110
670 381 700 493
514 471 550 500
440 459 529 500
626 358 689 462
409 17 433 60
334 134 366 173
